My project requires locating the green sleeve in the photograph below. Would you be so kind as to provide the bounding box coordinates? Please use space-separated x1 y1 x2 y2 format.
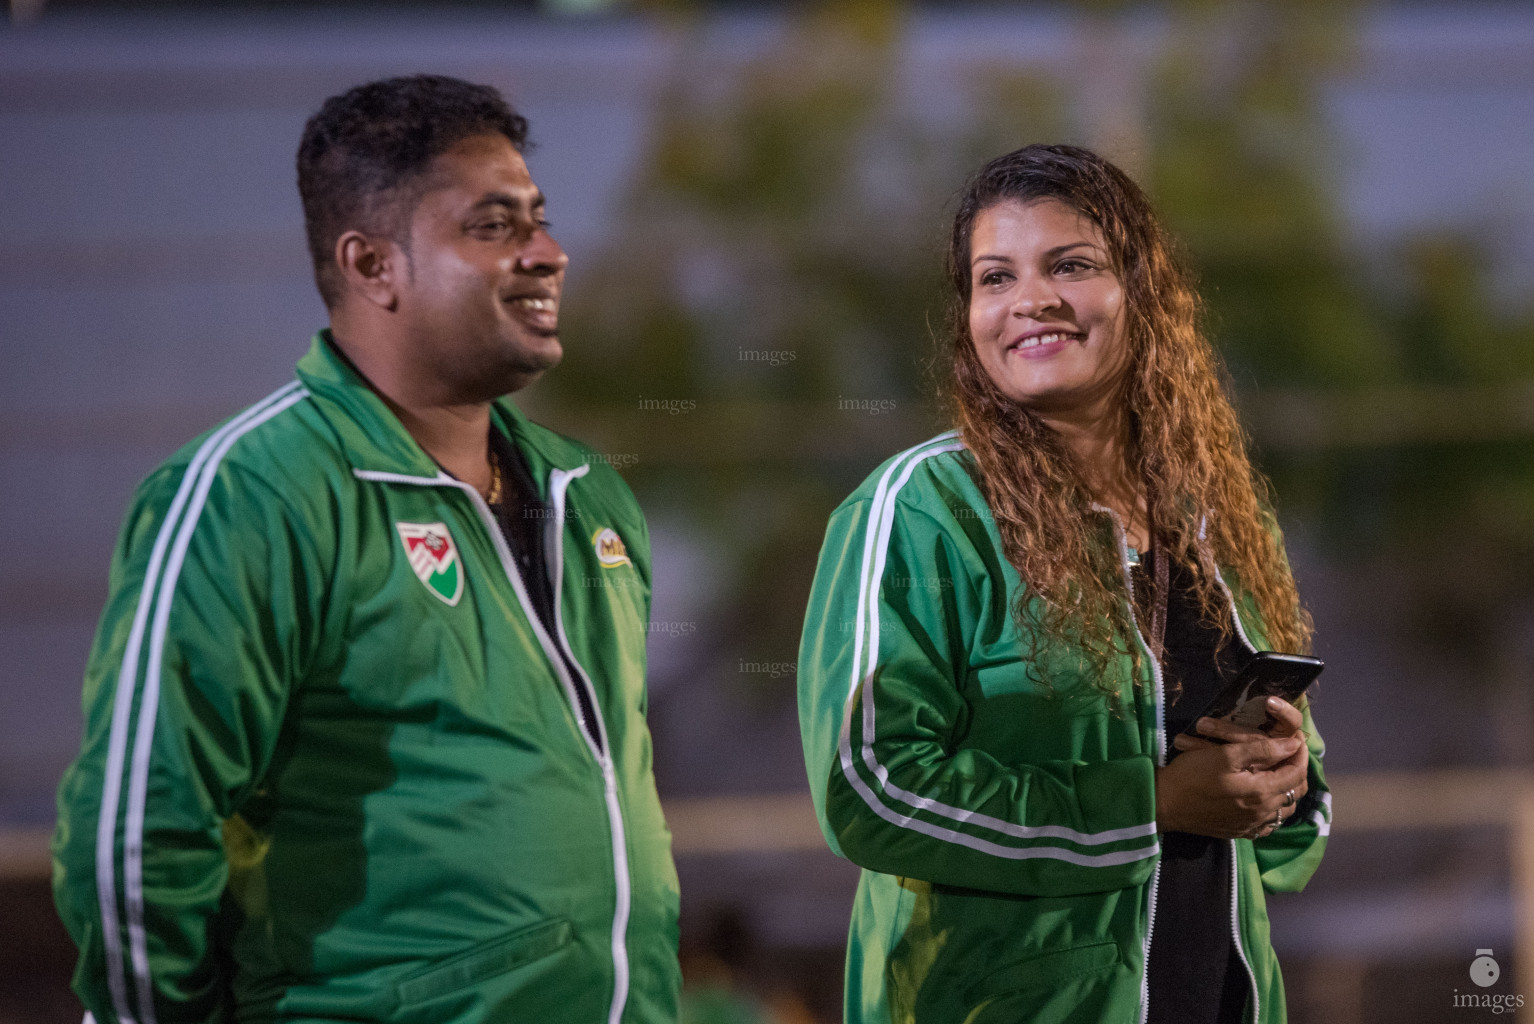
1232 522 1332 891
1255 703 1330 891
798 500 1159 898
51 462 325 1023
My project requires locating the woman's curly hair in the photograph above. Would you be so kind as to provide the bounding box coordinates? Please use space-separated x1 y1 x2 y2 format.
945 144 1312 695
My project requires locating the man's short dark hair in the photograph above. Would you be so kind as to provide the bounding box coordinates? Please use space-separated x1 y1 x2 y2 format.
297 74 529 307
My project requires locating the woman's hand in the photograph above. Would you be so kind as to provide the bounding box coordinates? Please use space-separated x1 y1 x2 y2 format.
1154 718 1309 839
1181 696 1307 745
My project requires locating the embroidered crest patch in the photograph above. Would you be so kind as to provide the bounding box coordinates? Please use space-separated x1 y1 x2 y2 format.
592 527 632 568
396 522 464 605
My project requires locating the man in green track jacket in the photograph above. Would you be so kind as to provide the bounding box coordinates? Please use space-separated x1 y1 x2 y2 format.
52 75 681 1024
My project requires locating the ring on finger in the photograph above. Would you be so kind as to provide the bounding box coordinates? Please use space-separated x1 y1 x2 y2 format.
1282 788 1296 807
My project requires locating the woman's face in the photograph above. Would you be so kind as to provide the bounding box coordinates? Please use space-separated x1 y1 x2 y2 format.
967 198 1131 424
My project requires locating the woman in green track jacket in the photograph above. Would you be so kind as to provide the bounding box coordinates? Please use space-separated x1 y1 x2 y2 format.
798 146 1329 1024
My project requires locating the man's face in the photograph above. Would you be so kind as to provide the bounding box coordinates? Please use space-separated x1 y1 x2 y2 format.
395 133 568 402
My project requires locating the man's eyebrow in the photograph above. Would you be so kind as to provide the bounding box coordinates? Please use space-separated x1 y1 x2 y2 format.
471 190 546 211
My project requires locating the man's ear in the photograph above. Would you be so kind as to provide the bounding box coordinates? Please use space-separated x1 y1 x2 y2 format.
335 230 402 311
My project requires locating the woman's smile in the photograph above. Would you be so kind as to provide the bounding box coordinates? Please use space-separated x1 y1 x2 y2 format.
1005 327 1086 358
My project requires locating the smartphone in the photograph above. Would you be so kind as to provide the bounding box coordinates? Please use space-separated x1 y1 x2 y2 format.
1180 651 1324 740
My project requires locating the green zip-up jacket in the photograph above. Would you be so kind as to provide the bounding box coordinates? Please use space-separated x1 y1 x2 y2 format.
797 433 1330 1024
52 333 681 1024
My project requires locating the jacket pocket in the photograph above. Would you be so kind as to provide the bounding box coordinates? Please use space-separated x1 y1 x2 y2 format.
395 918 573 1006
965 940 1122 1003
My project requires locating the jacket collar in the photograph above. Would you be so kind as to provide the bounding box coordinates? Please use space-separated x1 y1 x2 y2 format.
295 330 587 493
1087 499 1271 650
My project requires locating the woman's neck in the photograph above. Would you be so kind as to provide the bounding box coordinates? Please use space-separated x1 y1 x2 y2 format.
1041 405 1148 549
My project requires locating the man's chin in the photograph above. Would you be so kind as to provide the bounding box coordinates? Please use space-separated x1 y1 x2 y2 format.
526 334 563 374
519 328 563 366
491 343 562 396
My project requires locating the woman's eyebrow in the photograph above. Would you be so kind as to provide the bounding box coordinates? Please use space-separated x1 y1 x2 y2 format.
972 241 1102 267
1044 241 1100 259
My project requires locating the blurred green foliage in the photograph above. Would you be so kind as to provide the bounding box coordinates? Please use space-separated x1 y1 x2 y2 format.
543 0 1534 688
1133 1 1534 661
546 0 1068 676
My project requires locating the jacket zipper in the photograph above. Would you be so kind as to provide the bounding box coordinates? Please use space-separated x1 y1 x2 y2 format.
353 466 633 1024
1102 511 1269 1024
545 466 633 1024
1093 505 1166 1024
1211 564 1262 1024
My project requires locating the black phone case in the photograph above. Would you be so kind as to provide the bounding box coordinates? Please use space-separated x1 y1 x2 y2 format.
1180 652 1324 738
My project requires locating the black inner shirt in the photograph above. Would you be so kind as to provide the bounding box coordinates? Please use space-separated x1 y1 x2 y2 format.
487 429 557 629
484 430 605 756
1133 548 1253 1024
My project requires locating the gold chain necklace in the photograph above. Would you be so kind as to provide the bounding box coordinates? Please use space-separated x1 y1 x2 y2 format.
484 453 504 505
